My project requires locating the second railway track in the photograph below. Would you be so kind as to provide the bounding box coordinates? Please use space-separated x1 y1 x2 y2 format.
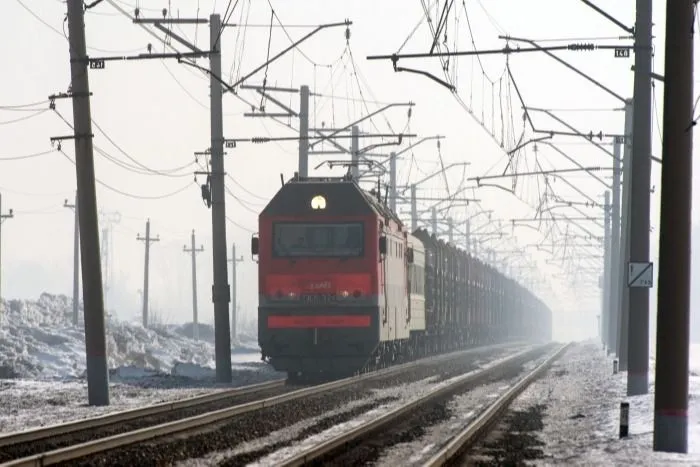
253 342 568 467
0 342 524 467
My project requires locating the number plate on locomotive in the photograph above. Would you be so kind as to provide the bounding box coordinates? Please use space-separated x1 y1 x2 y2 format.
301 294 337 305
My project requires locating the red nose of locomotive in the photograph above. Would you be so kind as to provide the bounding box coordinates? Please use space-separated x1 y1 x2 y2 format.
265 273 371 302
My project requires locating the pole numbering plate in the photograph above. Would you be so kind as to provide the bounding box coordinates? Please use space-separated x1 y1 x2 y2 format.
628 262 653 288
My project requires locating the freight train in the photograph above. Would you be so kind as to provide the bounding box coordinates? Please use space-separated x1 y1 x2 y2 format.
251 173 552 381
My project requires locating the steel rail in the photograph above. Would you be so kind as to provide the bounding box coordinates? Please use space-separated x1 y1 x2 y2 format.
274 343 558 467
422 342 572 466
0 379 285 448
1 342 528 467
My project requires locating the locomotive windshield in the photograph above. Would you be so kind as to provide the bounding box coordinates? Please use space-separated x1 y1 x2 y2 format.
272 222 364 257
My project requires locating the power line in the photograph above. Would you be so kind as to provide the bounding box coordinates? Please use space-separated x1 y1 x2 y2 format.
52 107 197 178
58 149 194 200
0 150 54 161
0 99 50 110
0 109 49 125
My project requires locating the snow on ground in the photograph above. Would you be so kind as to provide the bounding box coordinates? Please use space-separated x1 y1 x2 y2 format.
509 340 700 465
0 293 264 380
0 293 284 433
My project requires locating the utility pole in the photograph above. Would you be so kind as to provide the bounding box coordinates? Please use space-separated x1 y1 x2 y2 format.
448 217 454 243
209 13 233 383
136 219 159 328
465 218 471 254
0 194 13 314
99 210 121 300
64 192 80 326
602 190 611 350
389 152 397 212
229 242 244 344
627 0 654 396
410 184 418 231
618 99 634 370
607 139 622 355
63 0 109 406
183 230 204 341
653 0 693 452
351 125 360 179
298 85 310 177
431 207 438 236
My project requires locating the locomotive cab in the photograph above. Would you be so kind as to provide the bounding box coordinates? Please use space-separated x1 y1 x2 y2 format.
256 175 396 379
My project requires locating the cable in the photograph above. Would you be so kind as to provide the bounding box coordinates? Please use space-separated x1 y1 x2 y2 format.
0 100 50 110
59 149 194 200
226 214 255 233
226 174 268 201
15 0 64 37
265 0 337 67
225 184 262 213
0 150 54 161
17 0 139 55
53 109 197 178
0 109 49 125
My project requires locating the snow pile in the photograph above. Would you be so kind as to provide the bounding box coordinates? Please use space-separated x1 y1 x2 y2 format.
169 322 260 352
0 293 263 381
509 341 700 464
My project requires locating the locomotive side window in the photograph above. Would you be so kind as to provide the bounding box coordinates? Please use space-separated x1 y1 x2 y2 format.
409 263 424 295
272 222 364 257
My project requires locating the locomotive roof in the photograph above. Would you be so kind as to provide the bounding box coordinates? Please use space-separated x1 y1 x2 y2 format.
260 174 403 226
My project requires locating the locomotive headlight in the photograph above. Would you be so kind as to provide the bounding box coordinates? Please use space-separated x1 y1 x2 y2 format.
310 194 327 210
339 290 350 298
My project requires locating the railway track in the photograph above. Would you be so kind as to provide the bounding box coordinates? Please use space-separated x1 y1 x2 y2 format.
0 379 290 464
0 342 525 466
422 343 570 466
258 342 568 467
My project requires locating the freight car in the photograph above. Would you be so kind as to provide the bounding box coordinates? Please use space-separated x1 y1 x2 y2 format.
251 173 552 381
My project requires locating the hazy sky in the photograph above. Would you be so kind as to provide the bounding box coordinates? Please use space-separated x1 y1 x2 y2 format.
0 0 692 342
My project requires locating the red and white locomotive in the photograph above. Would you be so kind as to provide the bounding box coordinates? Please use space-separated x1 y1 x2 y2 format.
251 173 551 381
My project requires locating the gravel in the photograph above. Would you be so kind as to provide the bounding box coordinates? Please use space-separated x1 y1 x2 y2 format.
55 345 524 466
458 403 549 466
0 381 294 463
448 345 566 466
0 362 286 434
304 346 553 466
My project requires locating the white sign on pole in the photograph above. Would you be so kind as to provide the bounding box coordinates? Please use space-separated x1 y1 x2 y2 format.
628 262 653 288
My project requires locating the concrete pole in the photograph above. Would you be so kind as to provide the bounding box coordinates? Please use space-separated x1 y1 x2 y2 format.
389 152 397 212
431 208 438 236
137 219 159 328
142 220 150 328
653 0 694 452
298 85 309 177
351 125 360 179
209 13 233 383
410 184 418 231
232 243 237 343
602 190 611 350
183 230 204 341
465 219 471 254
627 0 653 396
448 217 454 243
230 243 243 343
608 140 622 353
0 194 14 316
618 99 634 370
65 0 109 406
64 192 80 326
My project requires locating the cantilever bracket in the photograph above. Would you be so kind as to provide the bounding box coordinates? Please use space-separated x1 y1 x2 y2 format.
391 55 456 91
